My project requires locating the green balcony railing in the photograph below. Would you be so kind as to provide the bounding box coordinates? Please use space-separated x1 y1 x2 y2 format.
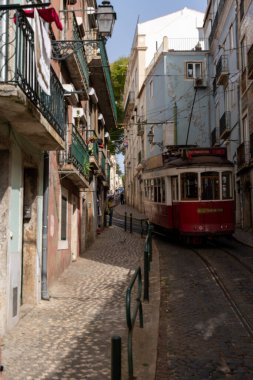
72 13 89 95
98 40 117 121
107 164 111 183
69 124 90 177
5 10 65 139
100 150 106 174
86 129 99 163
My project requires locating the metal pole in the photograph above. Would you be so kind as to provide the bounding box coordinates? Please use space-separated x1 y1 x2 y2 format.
130 213 132 234
111 336 121 380
143 249 149 302
124 212 127 232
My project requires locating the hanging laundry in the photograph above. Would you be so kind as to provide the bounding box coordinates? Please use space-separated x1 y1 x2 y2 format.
14 7 63 31
34 9 51 95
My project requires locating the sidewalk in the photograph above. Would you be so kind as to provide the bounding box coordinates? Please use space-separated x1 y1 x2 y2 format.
1 223 159 380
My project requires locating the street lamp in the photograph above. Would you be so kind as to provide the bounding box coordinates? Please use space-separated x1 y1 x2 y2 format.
147 126 164 150
147 127 154 145
96 1 117 38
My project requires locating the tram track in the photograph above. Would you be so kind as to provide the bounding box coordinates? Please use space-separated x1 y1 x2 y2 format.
192 247 253 339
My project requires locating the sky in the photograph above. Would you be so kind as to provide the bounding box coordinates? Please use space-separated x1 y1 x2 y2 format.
106 0 208 63
105 1 208 173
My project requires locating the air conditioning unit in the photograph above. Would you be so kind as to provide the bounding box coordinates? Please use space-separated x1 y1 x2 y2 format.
62 84 78 105
194 77 207 88
76 17 85 38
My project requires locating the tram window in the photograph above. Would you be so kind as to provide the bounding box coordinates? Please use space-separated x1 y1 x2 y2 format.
222 171 232 199
161 178 166 203
201 171 220 200
172 176 178 201
181 172 198 200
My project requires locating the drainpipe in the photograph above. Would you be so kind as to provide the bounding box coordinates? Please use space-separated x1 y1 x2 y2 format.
173 101 177 145
41 152 50 300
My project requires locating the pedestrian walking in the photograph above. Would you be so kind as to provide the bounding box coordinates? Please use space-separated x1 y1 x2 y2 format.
120 192 124 205
107 195 116 226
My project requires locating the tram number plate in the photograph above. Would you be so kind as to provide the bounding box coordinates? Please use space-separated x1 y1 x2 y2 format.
197 208 223 214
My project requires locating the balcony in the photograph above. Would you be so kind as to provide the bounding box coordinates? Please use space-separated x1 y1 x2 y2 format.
237 141 250 168
216 55 229 86
0 10 65 150
247 44 253 80
208 0 225 46
85 129 99 169
124 91 135 123
58 124 89 188
137 121 144 137
64 13 89 100
219 111 231 140
88 39 117 129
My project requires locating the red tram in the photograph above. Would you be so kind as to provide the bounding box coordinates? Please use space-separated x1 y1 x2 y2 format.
142 147 235 243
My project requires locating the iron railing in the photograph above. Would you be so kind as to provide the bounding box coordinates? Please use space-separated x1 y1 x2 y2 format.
86 129 99 162
216 55 228 79
125 267 143 379
98 39 117 121
72 12 89 95
219 111 231 139
99 150 106 174
68 124 90 177
1 10 65 139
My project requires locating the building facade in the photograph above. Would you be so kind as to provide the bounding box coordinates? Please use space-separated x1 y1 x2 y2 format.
0 0 116 334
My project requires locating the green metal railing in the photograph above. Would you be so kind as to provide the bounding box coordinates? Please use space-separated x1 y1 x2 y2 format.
72 13 89 95
98 40 117 121
86 129 99 162
126 267 143 379
144 222 153 302
69 124 90 177
107 164 111 183
14 10 65 139
100 150 106 174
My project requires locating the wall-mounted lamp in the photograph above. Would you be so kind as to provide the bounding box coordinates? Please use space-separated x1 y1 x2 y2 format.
51 1 116 61
147 126 164 150
96 1 117 38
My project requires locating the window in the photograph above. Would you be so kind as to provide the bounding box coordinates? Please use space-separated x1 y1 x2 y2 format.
201 172 220 200
186 62 202 79
241 36 246 70
172 176 178 201
58 187 68 249
222 171 233 199
242 114 249 143
181 173 198 200
61 195 67 240
229 24 234 51
144 177 166 203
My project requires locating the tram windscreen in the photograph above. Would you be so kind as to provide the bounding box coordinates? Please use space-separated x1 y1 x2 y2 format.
201 171 220 200
181 172 198 200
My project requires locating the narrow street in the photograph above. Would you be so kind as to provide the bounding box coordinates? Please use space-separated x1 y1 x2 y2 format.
155 236 253 380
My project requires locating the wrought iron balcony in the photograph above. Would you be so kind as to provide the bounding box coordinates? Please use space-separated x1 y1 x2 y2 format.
220 111 231 140
58 124 90 187
208 0 225 46
124 91 135 123
0 10 65 150
99 150 106 176
237 141 250 168
137 121 144 137
88 39 117 129
51 12 89 100
216 55 229 86
85 129 99 169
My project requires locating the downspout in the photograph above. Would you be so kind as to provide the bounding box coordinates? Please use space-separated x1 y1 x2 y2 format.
173 101 177 145
41 152 50 300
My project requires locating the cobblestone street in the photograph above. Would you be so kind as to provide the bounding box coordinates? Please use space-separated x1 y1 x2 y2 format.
1 223 159 380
